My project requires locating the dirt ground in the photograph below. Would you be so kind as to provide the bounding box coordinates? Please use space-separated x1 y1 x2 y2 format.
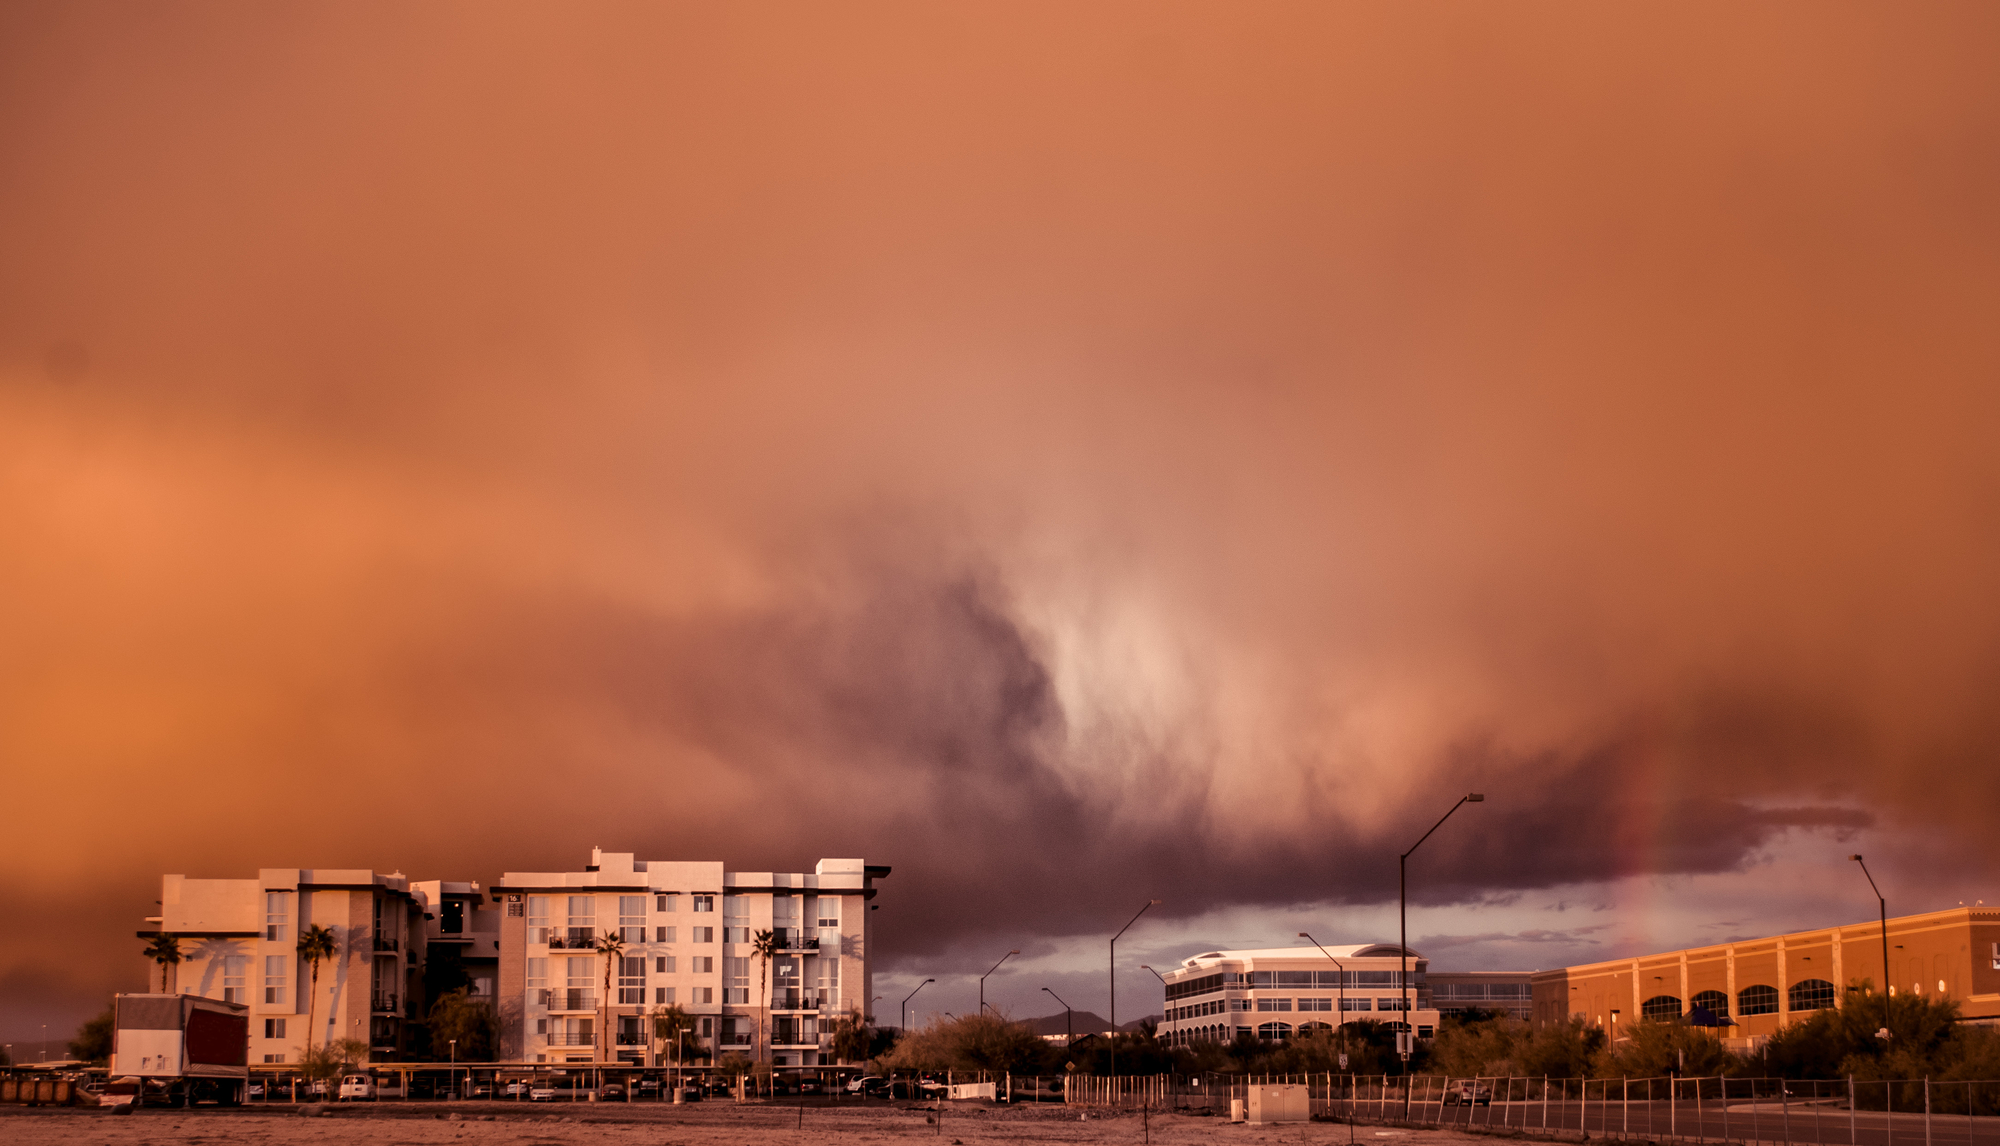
0 1101 1515 1146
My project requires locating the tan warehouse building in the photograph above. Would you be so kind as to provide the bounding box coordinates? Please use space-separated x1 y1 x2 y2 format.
1532 906 2000 1047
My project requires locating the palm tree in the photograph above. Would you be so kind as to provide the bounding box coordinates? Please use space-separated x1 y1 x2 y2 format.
594 931 625 1061
295 924 338 1051
142 934 182 993
750 929 779 1068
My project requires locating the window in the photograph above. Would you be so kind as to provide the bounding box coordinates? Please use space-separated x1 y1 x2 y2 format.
693 956 714 974
222 955 248 1004
567 956 593 986
1377 998 1409 1011
816 897 839 929
696 987 714 1005
656 926 676 943
265 893 290 942
721 1017 752 1046
1256 998 1292 1012
692 926 714 944
263 1018 287 1039
528 958 548 1005
1298 997 1332 1012
619 956 646 1004
1229 998 1250 1011
528 897 550 945
692 895 714 913
1256 1022 1293 1041
656 987 675 1005
1275 971 1314 987
536 1018 548 1035
567 896 595 945
815 952 839 1009
263 1053 286 1064
657 956 676 973
1341 997 1372 1011
723 896 750 944
725 956 750 1004
1789 979 1836 1012
441 900 464 934
263 955 288 1004
657 894 678 913
1642 995 1682 1020
1691 989 1729 1017
619 896 647 944
1738 984 1779 1016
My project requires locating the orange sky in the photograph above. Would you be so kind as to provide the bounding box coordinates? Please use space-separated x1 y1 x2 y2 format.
4 1 2000 1040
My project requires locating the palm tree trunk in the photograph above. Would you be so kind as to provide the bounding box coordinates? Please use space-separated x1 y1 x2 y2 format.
306 960 321 1050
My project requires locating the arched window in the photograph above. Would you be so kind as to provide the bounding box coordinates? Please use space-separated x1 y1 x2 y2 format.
1257 1022 1293 1042
1788 979 1836 1012
1296 1021 1332 1035
1690 990 1730 1017
1738 984 1779 1016
1641 995 1682 1020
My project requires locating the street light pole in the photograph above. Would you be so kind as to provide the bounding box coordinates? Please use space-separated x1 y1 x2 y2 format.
1042 987 1073 1048
1109 899 1160 1079
1297 932 1347 1037
1401 794 1483 1062
980 950 1021 1017
900 979 934 1037
1852 856 1891 997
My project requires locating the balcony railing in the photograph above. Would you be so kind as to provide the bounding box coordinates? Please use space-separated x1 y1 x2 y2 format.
544 1031 594 1046
771 928 820 951
371 992 399 1013
547 930 597 949
770 991 819 1011
372 936 399 952
547 989 599 1012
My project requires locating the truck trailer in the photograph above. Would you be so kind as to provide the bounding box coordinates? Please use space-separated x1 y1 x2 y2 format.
108 994 249 1107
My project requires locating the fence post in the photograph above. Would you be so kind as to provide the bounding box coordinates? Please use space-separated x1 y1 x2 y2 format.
1925 1078 1932 1146
1722 1075 1729 1145
1850 1077 1857 1146
1625 1076 1631 1138
1783 1073 1792 1146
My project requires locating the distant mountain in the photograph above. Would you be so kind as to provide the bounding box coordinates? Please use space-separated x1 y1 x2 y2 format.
1017 1010 1163 1037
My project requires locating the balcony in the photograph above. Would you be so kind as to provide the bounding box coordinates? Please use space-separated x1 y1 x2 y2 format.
769 991 819 1011
772 928 819 952
547 989 599 1012
770 1020 819 1047
544 1031 594 1046
372 936 399 952
371 992 399 1014
547 930 597 950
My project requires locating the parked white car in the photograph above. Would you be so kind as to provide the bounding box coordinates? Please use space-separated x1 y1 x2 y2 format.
529 1085 557 1102
338 1074 376 1101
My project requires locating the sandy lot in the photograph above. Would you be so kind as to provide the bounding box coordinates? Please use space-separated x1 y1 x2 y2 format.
0 1101 1517 1146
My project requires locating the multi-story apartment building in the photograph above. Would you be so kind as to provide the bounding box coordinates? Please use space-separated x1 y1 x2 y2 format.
139 868 429 1063
1158 944 1441 1046
492 849 887 1067
1533 905 2000 1047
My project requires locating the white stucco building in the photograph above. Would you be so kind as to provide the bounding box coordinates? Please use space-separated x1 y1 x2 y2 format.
493 849 888 1067
1158 944 1442 1046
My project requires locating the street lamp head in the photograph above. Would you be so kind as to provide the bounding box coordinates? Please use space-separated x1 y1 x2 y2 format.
923 978 935 984
1466 793 1485 802
1010 949 1021 954
1150 899 1162 905
1851 854 1864 862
